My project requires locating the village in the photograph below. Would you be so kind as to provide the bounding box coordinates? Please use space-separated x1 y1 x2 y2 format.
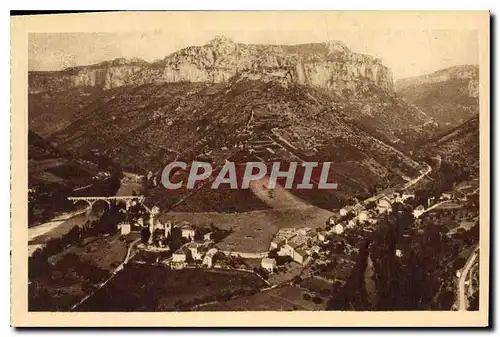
112 176 479 299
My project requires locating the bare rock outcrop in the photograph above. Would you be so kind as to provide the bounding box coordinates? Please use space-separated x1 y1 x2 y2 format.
29 36 395 96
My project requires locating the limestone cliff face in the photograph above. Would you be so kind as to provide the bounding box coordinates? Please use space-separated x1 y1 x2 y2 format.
29 58 146 94
29 36 394 96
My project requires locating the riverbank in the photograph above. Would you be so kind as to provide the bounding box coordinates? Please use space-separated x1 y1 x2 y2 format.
28 208 89 242
28 171 144 256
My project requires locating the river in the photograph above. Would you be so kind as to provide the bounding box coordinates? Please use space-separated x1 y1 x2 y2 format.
28 172 144 256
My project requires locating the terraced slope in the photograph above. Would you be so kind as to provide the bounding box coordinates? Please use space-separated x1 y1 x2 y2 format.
36 77 422 210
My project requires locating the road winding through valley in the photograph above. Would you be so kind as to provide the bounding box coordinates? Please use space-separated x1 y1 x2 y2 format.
457 245 479 311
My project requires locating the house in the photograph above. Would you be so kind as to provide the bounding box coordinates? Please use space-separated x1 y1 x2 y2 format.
203 248 218 268
292 248 308 265
298 227 313 236
170 261 185 270
377 197 392 214
334 224 344 235
118 222 131 235
261 257 276 272
203 232 213 241
328 216 336 226
413 205 425 218
274 228 298 242
317 231 328 242
311 245 321 254
339 206 353 217
358 210 369 223
181 223 196 240
187 242 203 260
270 237 286 250
284 242 308 265
352 203 364 215
441 192 454 200
172 249 187 263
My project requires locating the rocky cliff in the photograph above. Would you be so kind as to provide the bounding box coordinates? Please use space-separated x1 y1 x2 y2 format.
29 36 394 96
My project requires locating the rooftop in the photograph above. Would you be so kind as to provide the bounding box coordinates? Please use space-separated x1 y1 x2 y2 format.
261 257 276 264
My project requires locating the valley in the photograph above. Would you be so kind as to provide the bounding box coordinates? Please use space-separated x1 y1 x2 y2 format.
26 36 481 313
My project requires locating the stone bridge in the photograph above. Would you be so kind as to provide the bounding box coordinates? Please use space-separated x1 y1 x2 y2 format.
68 196 146 210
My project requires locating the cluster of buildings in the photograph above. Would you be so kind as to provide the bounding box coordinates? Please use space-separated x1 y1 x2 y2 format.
261 191 422 273
114 201 229 270
171 243 219 269
117 205 198 246
337 190 417 222
412 188 475 219
263 227 322 272
259 193 415 273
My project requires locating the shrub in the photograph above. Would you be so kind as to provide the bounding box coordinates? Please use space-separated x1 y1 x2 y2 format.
312 296 323 304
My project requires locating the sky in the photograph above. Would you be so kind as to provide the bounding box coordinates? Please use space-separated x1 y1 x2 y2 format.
28 14 479 80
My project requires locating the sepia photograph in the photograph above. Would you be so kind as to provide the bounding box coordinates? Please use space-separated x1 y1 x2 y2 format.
11 10 490 327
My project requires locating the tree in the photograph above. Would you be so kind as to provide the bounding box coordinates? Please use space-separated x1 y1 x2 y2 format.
312 296 323 304
194 229 204 241
100 203 122 235
168 226 183 251
268 248 278 259
67 225 81 243
141 227 151 244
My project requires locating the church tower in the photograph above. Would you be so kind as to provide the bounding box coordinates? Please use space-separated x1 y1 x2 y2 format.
164 221 172 238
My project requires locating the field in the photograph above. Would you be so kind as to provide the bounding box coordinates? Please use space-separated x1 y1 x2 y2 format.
29 233 135 311
197 285 326 311
76 265 267 311
159 206 331 252
300 276 336 297
148 182 271 213
267 261 304 285
48 233 135 270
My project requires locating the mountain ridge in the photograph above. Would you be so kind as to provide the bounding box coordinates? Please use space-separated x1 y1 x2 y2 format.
395 65 479 127
395 65 479 93
29 35 394 96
